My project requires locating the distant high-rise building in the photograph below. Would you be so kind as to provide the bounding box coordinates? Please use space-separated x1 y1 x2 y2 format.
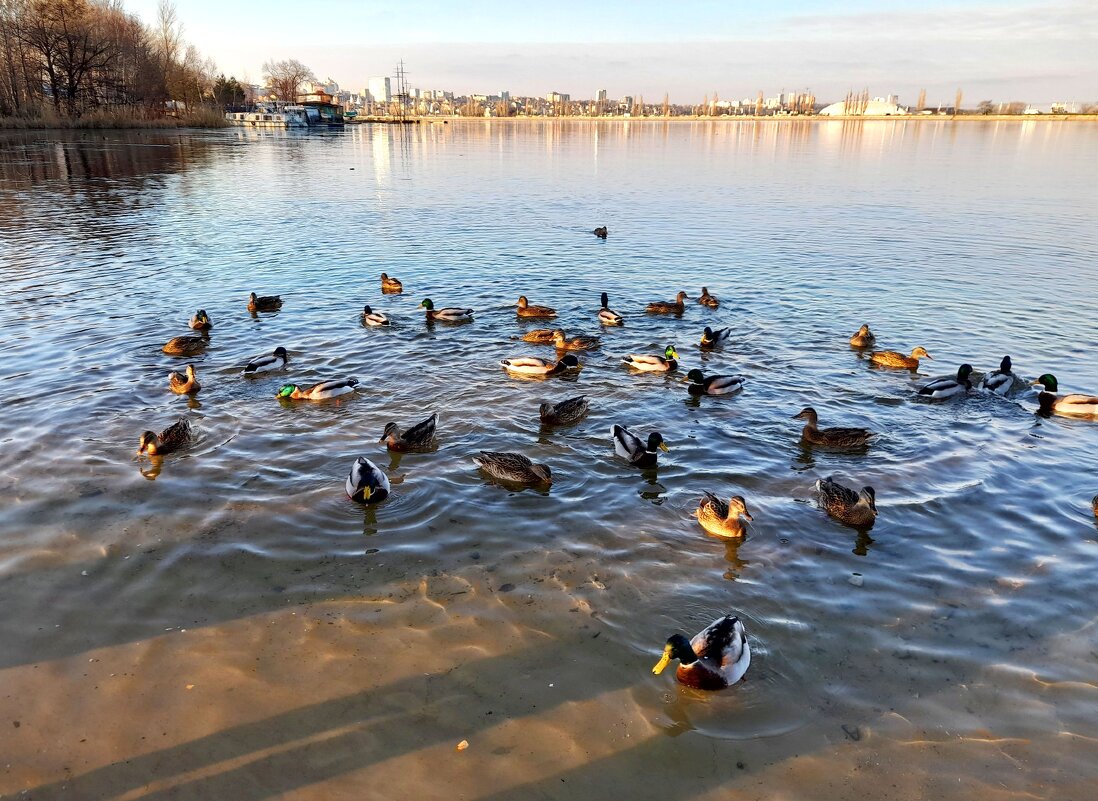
501 90 510 101
368 76 391 103
546 91 570 103
622 95 633 109
597 88 607 102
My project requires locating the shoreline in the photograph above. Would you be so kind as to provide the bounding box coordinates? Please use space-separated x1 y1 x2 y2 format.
419 114 1098 124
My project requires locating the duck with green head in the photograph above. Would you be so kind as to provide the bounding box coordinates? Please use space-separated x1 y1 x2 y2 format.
611 424 668 467
686 369 743 396
276 378 359 400
653 615 750 691
419 298 473 322
623 345 679 372
1032 374 1098 417
189 309 212 330
918 364 973 400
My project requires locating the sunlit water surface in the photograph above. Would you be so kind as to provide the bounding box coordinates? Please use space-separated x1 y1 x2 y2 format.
1 120 1097 801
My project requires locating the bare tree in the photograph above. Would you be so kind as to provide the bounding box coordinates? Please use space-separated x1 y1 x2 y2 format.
661 92 669 117
954 88 963 117
915 88 926 112
262 58 313 102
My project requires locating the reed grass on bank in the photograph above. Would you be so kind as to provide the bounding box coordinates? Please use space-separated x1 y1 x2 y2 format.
0 108 228 130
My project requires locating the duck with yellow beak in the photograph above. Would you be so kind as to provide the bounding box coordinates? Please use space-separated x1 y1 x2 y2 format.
346 457 390 504
653 615 750 691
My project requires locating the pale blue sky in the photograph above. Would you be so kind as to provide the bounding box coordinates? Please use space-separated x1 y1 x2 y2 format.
130 1 1097 103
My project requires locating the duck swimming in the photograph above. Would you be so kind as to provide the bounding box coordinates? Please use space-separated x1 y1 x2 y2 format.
380 412 438 452
1033 374 1098 417
168 364 201 395
611 425 668 467
599 292 624 326
981 356 1024 396
698 287 719 308
419 298 474 322
815 476 877 528
652 615 750 691
276 378 359 400
539 396 589 426
380 272 403 293
695 492 753 538
248 292 282 312
361 305 391 326
849 324 875 348
593 226 608 238
623 345 679 373
700 326 731 348
793 407 873 447
521 328 558 343
516 296 557 318
473 452 552 485
162 334 207 356
869 346 932 370
137 418 191 456
346 457 391 504
501 353 580 377
918 364 973 400
685 369 744 396
647 291 689 314
243 346 288 374
189 310 212 330
552 330 600 351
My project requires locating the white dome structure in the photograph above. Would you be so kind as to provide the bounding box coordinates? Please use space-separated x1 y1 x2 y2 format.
819 98 909 116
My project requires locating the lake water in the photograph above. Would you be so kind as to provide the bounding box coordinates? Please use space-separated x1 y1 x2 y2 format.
1 119 1097 801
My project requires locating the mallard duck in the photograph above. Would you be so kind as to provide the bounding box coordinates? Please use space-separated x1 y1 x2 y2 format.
243 346 288 374
539 396 589 426
276 378 359 400
815 476 877 528
793 407 873 447
189 310 212 331
849 324 875 348
346 457 391 504
168 364 201 394
380 412 438 451
695 492 753 538
137 418 191 456
981 356 1025 395
162 334 207 356
500 353 580 376
599 292 624 326
361 305 391 326
700 326 731 348
869 346 932 369
380 272 403 292
248 292 283 312
646 291 689 314
419 298 473 322
652 615 750 691
1032 374 1098 417
552 330 600 351
593 226 608 238
685 369 744 396
611 425 668 467
516 296 557 318
918 364 973 399
698 287 719 308
473 452 552 485
521 328 558 343
623 345 679 373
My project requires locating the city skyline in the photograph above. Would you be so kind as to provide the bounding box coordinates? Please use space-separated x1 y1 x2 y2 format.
125 0 1098 105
